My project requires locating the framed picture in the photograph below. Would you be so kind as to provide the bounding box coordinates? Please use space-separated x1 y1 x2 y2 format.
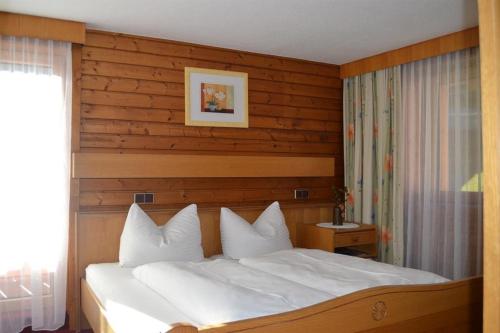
185 67 248 128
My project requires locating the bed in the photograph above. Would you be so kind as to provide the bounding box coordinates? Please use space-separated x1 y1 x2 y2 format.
78 206 482 333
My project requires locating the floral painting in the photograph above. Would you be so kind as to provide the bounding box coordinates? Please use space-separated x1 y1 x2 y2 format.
201 83 235 114
185 67 248 128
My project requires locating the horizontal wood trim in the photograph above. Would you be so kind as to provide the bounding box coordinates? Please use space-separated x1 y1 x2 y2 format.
0 11 85 43
340 27 479 78
73 153 335 178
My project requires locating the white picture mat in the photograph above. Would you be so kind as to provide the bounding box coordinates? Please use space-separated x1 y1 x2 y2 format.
189 72 245 123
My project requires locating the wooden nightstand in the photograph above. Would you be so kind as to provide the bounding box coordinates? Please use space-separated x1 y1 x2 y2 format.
297 223 377 259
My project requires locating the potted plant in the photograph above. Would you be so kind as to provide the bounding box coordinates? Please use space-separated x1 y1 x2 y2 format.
332 186 348 225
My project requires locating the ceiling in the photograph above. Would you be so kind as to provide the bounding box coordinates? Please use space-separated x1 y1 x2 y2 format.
0 0 478 64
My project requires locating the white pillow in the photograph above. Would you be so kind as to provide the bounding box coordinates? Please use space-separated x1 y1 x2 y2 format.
119 203 204 267
220 201 293 259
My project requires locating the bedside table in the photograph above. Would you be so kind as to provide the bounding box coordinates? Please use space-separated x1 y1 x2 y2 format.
297 223 377 259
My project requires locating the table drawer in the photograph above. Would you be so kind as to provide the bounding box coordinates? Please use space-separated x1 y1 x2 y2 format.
335 230 375 247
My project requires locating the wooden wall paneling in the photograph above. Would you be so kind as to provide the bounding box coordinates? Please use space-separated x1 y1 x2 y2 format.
79 135 338 154
76 29 343 204
80 119 339 143
0 11 85 43
79 85 339 111
478 0 500 331
79 106 341 133
84 30 339 78
80 103 341 126
73 30 342 328
80 46 341 94
78 177 336 211
340 27 479 78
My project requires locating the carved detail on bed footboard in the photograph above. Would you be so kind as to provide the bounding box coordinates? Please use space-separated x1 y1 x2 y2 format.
371 301 387 321
168 323 198 333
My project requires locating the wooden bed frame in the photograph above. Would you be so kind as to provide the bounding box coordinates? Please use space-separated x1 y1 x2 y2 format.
78 205 482 333
82 276 482 333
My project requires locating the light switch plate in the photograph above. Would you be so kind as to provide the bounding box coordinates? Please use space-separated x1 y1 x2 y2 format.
294 188 309 200
134 192 155 204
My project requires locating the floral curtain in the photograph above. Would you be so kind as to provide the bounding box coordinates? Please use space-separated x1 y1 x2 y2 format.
343 67 404 265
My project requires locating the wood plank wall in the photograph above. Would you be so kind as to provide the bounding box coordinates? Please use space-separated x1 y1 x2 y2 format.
76 30 343 211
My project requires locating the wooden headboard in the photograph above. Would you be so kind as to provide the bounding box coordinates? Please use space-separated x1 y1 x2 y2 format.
76 203 334 280
74 202 333 329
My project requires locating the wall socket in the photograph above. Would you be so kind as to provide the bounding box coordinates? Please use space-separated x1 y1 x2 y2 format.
134 192 155 204
294 188 309 200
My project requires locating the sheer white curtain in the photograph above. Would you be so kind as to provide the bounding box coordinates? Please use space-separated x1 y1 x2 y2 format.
0 36 72 332
402 47 482 279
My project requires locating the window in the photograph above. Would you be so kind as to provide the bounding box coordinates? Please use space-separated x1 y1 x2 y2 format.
0 36 71 332
403 47 482 279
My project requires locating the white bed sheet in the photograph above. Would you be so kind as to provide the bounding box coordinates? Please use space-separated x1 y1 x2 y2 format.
85 263 201 333
239 249 449 297
132 259 331 326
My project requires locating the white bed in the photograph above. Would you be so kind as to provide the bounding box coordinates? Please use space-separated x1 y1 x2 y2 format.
85 263 201 333
85 249 450 332
132 258 332 326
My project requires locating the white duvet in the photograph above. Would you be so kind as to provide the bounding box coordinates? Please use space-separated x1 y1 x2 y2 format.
240 249 449 297
133 259 331 326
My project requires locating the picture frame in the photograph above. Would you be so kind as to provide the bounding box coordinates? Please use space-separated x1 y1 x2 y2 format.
185 67 248 128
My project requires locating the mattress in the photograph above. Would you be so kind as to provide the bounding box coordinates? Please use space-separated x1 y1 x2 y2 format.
85 263 201 333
